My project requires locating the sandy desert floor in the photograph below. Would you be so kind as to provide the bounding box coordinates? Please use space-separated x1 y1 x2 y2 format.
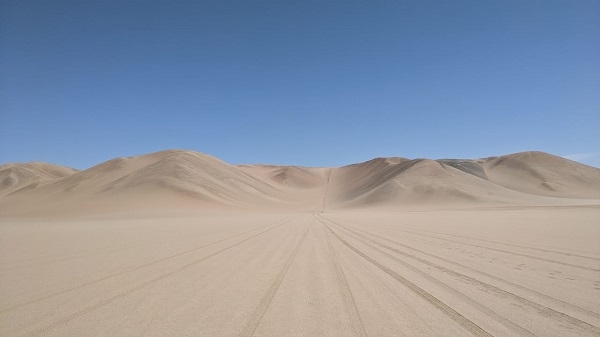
1 206 599 337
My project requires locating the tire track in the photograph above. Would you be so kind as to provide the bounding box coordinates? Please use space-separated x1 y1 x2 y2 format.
319 218 368 337
239 220 311 337
321 216 535 337
321 168 333 212
322 220 495 337
403 228 600 262
4 225 248 270
1 217 293 314
325 217 600 335
332 217 600 321
338 218 600 272
17 218 296 337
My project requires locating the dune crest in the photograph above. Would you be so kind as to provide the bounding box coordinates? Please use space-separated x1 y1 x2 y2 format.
0 162 79 196
1 150 599 216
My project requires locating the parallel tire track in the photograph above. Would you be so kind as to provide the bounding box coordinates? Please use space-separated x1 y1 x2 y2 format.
325 217 600 335
5 225 243 270
403 228 600 262
239 221 311 337
323 220 494 337
320 218 368 337
321 217 535 337
19 217 296 337
353 221 600 272
1 217 293 314
332 217 600 320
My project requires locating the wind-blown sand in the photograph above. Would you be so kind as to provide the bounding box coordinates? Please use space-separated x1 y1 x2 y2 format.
1 150 599 336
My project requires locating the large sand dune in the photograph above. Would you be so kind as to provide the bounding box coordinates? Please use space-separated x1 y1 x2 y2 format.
1 149 598 216
0 162 78 197
1 150 599 336
483 151 600 198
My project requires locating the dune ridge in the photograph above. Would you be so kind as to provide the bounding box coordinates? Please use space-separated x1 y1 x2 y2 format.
0 162 79 196
1 150 599 216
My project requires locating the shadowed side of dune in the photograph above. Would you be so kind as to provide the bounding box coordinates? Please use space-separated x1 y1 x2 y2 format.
237 164 332 210
482 151 600 198
326 153 600 209
0 162 79 196
328 159 502 208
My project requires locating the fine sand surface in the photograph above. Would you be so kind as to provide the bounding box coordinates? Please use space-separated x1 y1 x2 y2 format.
1 208 599 337
1 150 600 336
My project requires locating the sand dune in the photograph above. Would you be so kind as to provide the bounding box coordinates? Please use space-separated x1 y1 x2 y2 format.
482 151 600 198
1 150 600 336
0 162 78 196
238 165 328 189
0 150 599 216
328 158 509 207
237 165 331 210
0 150 291 216
327 154 600 209
97 150 284 205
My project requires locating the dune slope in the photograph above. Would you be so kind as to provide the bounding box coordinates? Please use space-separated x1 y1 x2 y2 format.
1 150 599 216
0 162 78 196
482 152 600 198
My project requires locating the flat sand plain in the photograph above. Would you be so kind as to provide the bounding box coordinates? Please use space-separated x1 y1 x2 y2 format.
1 207 599 337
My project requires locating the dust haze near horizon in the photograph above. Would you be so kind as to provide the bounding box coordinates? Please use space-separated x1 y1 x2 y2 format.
1 148 600 336
1 149 600 216
1 1 599 169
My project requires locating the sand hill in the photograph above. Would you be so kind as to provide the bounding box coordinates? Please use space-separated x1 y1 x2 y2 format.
2 151 600 337
0 150 598 216
483 151 600 198
0 162 79 196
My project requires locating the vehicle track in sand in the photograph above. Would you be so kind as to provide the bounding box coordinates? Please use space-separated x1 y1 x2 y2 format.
4 209 598 337
401 227 600 261
320 219 368 337
2 217 294 314
320 216 535 337
327 216 600 320
239 220 311 337
321 217 495 337
323 216 600 336
18 217 297 337
4 223 251 270
321 168 333 212
349 220 600 272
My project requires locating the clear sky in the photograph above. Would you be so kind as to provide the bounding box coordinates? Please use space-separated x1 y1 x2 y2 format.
1 0 599 169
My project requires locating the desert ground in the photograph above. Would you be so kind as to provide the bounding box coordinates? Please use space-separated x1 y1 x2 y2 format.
1 150 599 336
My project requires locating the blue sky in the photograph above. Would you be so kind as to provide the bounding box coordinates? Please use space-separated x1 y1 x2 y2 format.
1 0 599 169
